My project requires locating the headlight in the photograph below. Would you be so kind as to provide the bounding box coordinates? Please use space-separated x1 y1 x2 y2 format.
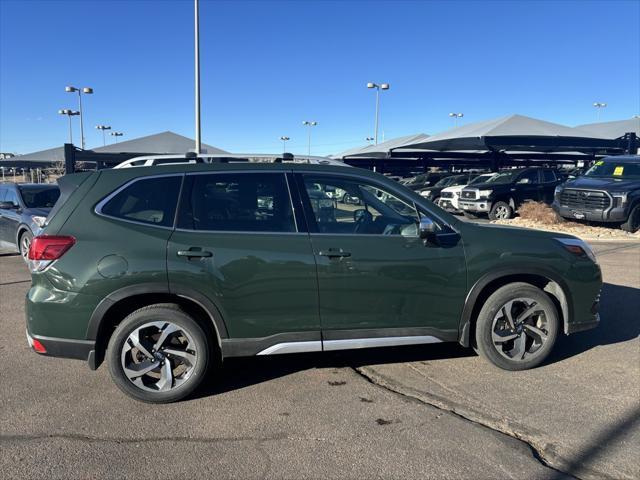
478 189 492 198
420 190 432 198
31 215 47 228
610 191 629 206
555 237 597 264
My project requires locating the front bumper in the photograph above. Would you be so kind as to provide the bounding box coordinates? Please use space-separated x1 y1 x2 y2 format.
437 198 461 213
552 201 628 223
458 199 491 213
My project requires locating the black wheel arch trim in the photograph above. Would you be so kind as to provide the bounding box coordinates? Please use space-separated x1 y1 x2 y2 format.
86 282 229 344
458 266 573 347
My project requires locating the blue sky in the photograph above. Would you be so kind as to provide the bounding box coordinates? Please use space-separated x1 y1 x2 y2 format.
1 0 639 156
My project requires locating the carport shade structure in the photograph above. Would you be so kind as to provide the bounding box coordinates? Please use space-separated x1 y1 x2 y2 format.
394 114 621 154
333 133 430 159
575 118 640 139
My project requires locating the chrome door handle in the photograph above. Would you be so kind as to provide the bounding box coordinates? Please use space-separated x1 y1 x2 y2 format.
318 249 351 259
177 249 212 258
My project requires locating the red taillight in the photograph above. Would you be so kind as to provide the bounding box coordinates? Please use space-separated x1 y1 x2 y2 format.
28 235 76 261
32 338 47 354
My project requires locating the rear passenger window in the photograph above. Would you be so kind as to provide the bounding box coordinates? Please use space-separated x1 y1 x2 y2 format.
543 170 556 182
100 176 181 227
177 173 295 232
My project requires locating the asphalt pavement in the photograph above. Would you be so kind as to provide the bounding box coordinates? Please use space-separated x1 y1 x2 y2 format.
0 242 638 480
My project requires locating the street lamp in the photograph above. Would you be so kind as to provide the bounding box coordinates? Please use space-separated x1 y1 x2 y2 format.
58 109 80 144
110 131 124 143
449 112 464 127
95 125 111 146
65 86 93 149
365 136 374 144
593 102 607 121
279 136 290 153
302 121 318 158
367 82 390 145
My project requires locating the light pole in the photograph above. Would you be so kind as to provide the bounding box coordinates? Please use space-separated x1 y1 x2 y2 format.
110 132 124 143
302 121 318 158
65 86 93 149
58 109 80 144
593 102 607 121
449 112 464 127
366 136 374 145
280 136 290 153
95 125 111 146
194 0 201 154
366 82 390 145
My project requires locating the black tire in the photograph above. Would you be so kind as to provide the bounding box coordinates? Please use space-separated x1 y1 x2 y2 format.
488 201 513 220
107 303 210 403
621 204 640 233
433 197 441 205
475 283 559 371
18 230 33 262
462 211 479 219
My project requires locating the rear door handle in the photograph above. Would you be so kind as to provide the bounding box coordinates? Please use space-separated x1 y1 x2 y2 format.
177 248 212 258
318 249 351 259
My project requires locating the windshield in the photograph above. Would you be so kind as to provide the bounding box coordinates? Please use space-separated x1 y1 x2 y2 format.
18 186 60 208
435 176 459 187
584 160 640 179
469 174 493 185
484 170 521 184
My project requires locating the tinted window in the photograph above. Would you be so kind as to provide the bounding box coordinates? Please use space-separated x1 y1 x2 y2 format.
303 176 419 236
4 188 19 206
518 170 539 184
101 176 181 227
0 187 6 202
177 173 295 232
18 186 60 208
585 160 640 179
542 170 556 183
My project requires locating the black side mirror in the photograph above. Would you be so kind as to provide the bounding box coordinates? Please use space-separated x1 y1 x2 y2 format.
0 201 17 210
419 217 438 245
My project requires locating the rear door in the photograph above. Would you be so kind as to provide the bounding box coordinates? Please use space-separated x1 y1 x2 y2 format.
167 171 320 355
540 169 560 204
297 172 467 345
0 187 21 245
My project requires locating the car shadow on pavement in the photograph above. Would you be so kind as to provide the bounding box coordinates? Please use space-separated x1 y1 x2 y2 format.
549 282 640 364
195 342 473 399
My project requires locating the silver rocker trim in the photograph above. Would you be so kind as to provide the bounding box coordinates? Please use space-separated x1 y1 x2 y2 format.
255 335 442 355
256 341 322 355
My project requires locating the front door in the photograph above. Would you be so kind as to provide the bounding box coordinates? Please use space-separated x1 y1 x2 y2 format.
167 171 321 355
297 173 467 346
514 169 542 206
0 187 21 245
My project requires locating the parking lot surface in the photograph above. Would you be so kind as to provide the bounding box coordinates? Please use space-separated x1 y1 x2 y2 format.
0 242 638 480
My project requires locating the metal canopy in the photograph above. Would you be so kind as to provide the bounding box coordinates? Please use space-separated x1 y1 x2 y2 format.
334 133 430 159
575 118 640 139
395 114 620 153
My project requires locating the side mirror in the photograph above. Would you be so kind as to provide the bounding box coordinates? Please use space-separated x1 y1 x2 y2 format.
419 217 438 245
0 201 17 210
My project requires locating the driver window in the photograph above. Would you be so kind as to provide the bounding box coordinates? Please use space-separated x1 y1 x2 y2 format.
518 170 539 184
303 177 419 236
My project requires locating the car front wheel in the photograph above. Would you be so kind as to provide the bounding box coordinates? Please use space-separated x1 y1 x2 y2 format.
107 304 210 403
621 204 640 233
475 283 558 371
488 201 513 220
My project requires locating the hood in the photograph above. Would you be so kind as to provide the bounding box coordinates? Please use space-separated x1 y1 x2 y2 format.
442 185 466 194
470 221 576 241
22 207 51 217
564 176 640 191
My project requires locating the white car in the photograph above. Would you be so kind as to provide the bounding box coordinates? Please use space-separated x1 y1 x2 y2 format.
437 173 497 213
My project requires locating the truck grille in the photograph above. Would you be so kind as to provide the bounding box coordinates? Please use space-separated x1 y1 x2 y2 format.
461 190 477 200
560 189 611 211
441 191 454 199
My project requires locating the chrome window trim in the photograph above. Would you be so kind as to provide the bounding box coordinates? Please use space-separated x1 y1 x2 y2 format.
174 228 306 236
94 173 185 230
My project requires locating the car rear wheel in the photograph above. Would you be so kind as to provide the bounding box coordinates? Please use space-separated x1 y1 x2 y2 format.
475 283 558 371
107 304 210 403
19 230 33 262
488 201 513 220
621 204 640 233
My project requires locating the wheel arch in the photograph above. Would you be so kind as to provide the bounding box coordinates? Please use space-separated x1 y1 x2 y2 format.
458 268 571 348
86 283 228 370
15 224 33 246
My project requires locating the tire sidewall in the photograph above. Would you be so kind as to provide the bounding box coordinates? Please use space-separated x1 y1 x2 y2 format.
19 229 33 261
107 306 209 403
489 201 513 220
475 283 559 371
621 204 640 233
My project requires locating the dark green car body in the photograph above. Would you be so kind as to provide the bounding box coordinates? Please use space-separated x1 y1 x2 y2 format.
26 163 602 369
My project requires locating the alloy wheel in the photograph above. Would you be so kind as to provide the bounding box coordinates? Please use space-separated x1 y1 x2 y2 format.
491 298 550 361
495 205 510 219
20 234 31 260
120 321 198 392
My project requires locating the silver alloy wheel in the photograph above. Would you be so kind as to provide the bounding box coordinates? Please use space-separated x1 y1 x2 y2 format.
20 234 31 260
491 297 550 361
494 205 510 219
120 321 198 392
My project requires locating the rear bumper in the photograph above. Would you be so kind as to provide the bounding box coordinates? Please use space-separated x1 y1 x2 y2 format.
552 202 628 223
26 329 96 364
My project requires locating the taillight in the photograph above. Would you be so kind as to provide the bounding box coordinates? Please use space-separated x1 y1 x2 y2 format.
28 235 75 272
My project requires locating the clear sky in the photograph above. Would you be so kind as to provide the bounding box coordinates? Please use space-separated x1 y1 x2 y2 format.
1 0 639 156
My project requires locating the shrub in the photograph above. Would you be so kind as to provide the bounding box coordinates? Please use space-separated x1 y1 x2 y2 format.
518 201 564 225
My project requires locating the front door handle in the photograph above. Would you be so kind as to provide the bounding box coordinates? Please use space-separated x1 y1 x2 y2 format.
177 248 212 258
318 249 351 259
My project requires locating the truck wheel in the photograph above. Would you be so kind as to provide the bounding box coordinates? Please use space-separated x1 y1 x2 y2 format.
621 205 640 233
489 201 513 220
107 303 210 403
475 283 559 371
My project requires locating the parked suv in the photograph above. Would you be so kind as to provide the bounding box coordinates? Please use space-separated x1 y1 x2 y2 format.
0 183 59 259
459 167 563 220
553 155 640 233
26 163 601 403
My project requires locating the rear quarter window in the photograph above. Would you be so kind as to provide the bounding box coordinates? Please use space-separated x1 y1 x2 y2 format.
99 175 182 227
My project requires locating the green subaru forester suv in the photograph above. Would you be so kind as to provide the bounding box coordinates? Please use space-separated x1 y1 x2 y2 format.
25 163 602 403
